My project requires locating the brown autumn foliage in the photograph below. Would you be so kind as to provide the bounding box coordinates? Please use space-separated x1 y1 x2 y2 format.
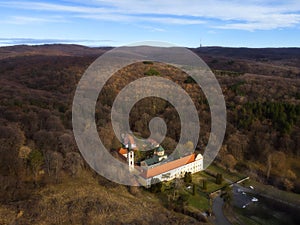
0 44 299 223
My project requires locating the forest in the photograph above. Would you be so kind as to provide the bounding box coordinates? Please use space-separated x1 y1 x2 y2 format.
0 45 299 224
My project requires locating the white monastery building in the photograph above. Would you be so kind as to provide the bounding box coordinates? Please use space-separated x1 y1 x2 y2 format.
119 146 203 187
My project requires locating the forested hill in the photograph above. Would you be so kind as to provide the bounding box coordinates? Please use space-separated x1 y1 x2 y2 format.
0 44 111 59
194 47 300 60
1 44 300 62
0 44 299 223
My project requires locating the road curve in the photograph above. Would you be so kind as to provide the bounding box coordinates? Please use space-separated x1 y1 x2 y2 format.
212 196 232 225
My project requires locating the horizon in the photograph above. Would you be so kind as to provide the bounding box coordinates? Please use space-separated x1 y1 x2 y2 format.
1 41 300 49
1 1 300 48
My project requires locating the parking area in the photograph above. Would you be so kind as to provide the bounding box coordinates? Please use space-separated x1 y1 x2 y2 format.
232 184 258 209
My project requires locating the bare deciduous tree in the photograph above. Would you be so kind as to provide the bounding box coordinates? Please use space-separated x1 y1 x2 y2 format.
64 152 84 177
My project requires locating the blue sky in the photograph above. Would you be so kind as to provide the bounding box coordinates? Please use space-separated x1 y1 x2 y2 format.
0 0 300 47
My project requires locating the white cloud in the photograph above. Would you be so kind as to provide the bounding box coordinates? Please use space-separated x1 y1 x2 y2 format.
0 1 116 14
146 17 205 25
77 13 205 25
92 0 300 20
0 38 114 46
215 13 300 31
136 25 166 32
0 0 300 30
2 16 66 25
81 0 300 29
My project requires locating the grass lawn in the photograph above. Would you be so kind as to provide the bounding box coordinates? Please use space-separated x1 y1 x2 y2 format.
185 171 227 211
207 163 245 182
155 179 213 212
187 191 210 211
192 170 230 193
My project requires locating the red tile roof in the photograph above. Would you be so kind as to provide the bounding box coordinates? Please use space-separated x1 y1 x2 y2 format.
141 153 196 178
119 148 128 155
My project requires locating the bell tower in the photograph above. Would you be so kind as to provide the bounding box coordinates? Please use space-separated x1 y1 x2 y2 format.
127 150 134 171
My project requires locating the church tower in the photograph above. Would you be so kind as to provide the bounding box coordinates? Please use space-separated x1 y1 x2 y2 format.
127 150 134 171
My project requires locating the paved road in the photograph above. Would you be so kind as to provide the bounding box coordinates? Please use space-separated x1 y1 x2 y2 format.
210 177 256 225
212 196 232 225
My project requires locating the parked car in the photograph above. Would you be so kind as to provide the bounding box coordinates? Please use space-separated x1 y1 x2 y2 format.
252 197 258 202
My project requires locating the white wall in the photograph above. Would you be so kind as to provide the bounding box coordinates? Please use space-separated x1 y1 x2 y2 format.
145 155 203 187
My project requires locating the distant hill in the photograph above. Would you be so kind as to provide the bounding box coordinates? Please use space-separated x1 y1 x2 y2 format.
194 46 300 61
1 44 300 60
0 44 112 59
1 44 299 77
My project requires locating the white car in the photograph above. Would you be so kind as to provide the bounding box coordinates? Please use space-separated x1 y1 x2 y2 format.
249 186 254 190
252 197 258 202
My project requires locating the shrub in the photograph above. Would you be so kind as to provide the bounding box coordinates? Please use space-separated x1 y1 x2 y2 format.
216 173 223 185
144 68 160 76
202 180 207 190
142 61 153 65
184 76 196 84
184 172 192 183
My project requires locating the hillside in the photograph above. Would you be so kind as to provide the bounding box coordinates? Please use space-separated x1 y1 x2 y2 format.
0 44 299 224
0 44 110 59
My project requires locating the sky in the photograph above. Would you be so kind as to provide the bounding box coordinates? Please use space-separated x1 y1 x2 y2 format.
0 0 300 47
